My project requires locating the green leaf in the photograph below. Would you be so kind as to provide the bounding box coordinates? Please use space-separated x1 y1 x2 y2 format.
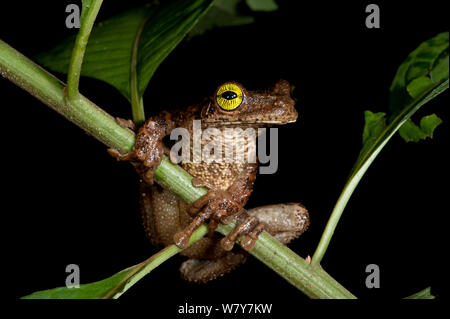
406 76 434 99
360 111 387 157
398 119 428 142
390 31 448 143
312 32 449 265
399 114 442 142
420 113 442 136
354 80 447 175
188 0 255 38
356 32 448 169
21 225 209 299
37 0 215 101
404 287 435 299
246 0 278 11
22 269 132 299
349 33 448 240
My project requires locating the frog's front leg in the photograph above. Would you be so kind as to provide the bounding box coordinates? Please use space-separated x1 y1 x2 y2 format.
107 118 138 161
109 112 176 184
173 163 261 250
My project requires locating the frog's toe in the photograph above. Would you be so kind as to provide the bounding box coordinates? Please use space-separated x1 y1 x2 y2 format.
115 117 136 131
173 208 214 249
220 211 265 252
107 148 137 161
173 230 192 249
180 251 247 283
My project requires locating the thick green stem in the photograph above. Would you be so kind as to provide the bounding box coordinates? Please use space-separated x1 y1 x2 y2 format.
217 223 355 299
66 0 104 100
0 40 356 299
0 40 134 154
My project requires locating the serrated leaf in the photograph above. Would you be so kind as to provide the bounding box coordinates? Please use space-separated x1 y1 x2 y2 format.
37 0 215 101
389 32 448 143
390 32 448 115
329 34 448 242
398 114 442 142
398 119 428 142
419 113 442 137
246 0 278 11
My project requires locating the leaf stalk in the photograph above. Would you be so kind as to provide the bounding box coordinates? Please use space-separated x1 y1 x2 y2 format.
66 0 104 100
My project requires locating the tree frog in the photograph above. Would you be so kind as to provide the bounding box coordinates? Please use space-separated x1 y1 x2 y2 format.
110 80 309 282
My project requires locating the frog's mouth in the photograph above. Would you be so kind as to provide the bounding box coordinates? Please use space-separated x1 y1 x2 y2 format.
203 119 296 126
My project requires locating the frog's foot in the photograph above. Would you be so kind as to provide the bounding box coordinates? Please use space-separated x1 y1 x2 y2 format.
133 123 165 185
219 203 310 251
115 117 136 131
107 148 137 161
106 119 138 165
220 211 266 251
180 251 247 283
173 190 242 249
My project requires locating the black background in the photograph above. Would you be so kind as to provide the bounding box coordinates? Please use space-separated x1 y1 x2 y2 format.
1 0 448 313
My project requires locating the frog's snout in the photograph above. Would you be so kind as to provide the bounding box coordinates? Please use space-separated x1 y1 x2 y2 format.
272 95 298 124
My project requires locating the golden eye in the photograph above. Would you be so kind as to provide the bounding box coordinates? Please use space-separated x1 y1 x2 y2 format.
216 83 244 111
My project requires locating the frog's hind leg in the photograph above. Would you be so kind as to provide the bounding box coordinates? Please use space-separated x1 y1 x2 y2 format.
139 180 182 246
247 203 310 244
180 251 247 283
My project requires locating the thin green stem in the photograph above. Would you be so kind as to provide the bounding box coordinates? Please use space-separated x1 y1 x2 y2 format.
1 40 356 299
66 0 103 100
311 79 449 266
130 14 150 126
106 225 209 299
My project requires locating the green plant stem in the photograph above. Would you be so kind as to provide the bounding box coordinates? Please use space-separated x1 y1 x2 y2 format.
216 223 355 299
0 40 134 154
106 224 209 299
66 0 104 100
0 40 355 299
130 14 150 126
311 79 449 266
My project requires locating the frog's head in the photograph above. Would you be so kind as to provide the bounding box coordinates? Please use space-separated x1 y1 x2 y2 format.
201 79 298 127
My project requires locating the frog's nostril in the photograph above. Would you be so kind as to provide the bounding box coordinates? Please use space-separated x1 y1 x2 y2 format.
274 100 285 107
221 91 238 100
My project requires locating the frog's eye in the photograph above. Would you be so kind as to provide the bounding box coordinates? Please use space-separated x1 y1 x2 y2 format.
215 83 244 111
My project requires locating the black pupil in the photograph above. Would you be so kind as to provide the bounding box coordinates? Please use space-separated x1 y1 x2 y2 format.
221 91 237 100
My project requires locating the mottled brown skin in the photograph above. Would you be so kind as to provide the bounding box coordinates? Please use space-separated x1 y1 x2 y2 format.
110 80 310 282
